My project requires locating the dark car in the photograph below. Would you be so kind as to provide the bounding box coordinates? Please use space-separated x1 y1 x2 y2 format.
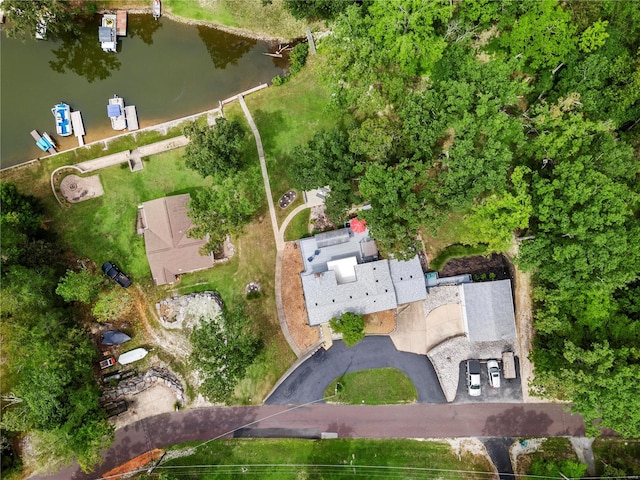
102 261 132 288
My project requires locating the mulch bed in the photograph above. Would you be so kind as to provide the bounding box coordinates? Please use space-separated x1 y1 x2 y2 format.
439 254 513 280
101 448 164 480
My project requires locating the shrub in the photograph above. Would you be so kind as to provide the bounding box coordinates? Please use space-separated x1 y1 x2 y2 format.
56 268 102 304
289 43 309 76
330 312 365 347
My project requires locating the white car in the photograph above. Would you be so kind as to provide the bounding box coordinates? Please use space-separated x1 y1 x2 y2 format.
487 360 501 388
466 360 481 397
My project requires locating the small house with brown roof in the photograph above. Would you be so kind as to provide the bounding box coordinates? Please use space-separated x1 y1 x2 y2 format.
138 194 213 285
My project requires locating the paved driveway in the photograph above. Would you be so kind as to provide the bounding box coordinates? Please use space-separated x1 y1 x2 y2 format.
265 336 446 404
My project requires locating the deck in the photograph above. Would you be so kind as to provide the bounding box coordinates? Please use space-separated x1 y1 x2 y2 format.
124 105 139 131
116 11 127 36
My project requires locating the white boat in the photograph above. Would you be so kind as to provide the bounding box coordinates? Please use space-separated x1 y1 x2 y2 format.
117 347 148 365
51 103 72 136
152 0 161 20
99 14 117 52
107 95 127 131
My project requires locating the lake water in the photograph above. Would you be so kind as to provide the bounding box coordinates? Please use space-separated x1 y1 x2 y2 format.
0 14 286 169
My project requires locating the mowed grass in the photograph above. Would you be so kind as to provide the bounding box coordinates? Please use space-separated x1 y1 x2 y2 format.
159 438 492 479
324 368 418 405
284 208 310 241
163 0 324 40
49 149 210 281
226 54 341 228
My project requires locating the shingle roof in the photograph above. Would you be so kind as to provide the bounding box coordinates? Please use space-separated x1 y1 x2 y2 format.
140 194 213 285
302 260 397 326
462 280 517 342
388 257 427 305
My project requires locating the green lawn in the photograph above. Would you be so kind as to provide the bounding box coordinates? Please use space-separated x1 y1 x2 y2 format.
229 54 341 221
50 149 211 281
284 208 310 241
324 368 418 405
154 438 492 480
162 0 324 41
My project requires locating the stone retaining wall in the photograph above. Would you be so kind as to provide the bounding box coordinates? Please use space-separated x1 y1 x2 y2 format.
101 366 184 406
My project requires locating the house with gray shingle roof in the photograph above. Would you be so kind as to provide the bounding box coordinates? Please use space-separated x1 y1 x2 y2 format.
299 229 426 326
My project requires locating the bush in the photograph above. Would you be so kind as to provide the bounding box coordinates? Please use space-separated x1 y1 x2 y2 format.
272 74 288 86
531 459 587 479
289 43 309 76
56 268 102 304
330 312 365 347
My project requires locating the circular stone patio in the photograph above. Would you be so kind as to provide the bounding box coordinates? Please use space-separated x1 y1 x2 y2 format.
60 174 104 203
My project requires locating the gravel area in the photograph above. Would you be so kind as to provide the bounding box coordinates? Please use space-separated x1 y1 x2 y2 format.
427 337 520 402
156 292 223 330
424 285 460 314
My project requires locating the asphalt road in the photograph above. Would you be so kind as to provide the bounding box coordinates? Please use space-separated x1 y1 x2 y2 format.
33 403 586 480
265 337 447 404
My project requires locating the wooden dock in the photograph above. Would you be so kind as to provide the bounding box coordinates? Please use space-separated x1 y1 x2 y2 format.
125 105 139 131
70 111 85 146
116 11 127 36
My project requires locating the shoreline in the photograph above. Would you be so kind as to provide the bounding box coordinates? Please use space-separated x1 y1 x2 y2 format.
120 8 299 44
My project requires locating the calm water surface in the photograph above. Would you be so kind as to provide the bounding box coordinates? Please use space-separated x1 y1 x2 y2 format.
1 14 285 169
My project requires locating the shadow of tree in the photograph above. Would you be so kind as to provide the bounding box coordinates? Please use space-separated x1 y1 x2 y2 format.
482 406 554 436
197 26 256 70
49 17 121 83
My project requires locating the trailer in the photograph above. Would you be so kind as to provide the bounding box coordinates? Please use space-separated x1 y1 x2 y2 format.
502 351 517 379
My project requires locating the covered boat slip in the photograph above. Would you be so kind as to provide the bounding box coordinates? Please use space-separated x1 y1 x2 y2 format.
108 96 127 130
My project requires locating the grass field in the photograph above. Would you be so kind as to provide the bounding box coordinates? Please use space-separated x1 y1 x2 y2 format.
284 208 311 241
162 0 324 41
154 438 492 480
229 54 341 218
324 368 418 405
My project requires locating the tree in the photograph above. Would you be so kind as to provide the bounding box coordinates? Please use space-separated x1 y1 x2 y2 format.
290 126 360 222
501 0 577 71
183 118 246 179
330 312 365 347
1 0 95 40
461 166 532 253
283 0 355 20
187 173 260 253
55 268 102 304
189 305 262 403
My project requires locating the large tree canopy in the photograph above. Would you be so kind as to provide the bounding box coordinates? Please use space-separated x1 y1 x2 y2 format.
1 184 113 473
183 118 247 179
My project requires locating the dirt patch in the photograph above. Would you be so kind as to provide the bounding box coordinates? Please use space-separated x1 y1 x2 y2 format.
363 309 396 334
59 174 104 203
280 242 320 352
101 448 165 480
440 253 512 280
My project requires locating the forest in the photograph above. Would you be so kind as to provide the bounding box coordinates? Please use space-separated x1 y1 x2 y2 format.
288 0 640 437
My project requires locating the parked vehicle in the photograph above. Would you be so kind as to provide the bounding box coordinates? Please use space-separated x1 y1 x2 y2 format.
99 357 116 370
487 359 501 388
102 261 132 288
466 360 481 397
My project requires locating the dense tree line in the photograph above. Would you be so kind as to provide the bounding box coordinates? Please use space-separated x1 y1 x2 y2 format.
289 0 640 435
0 184 113 474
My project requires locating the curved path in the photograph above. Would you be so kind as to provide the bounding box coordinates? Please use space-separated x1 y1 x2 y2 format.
35 402 587 480
265 337 446 404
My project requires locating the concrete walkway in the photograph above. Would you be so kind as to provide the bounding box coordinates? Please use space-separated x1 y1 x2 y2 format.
238 95 282 251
